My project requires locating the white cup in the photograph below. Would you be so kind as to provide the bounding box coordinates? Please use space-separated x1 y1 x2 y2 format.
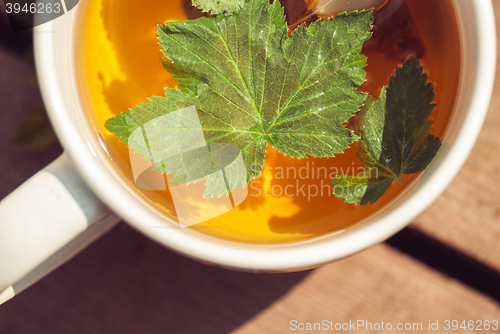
0 0 496 304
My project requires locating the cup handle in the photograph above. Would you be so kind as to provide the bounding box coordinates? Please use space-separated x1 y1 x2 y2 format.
0 153 120 305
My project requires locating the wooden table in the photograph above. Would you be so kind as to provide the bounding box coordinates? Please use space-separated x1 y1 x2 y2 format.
1 2 500 333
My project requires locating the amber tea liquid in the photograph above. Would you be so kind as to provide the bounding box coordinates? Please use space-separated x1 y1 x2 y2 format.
75 0 461 243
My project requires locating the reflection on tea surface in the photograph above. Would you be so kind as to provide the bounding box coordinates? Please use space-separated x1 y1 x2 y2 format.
78 0 461 243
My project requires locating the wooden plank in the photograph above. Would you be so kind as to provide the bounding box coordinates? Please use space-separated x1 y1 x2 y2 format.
1 226 499 334
412 0 500 270
0 225 309 334
233 244 500 334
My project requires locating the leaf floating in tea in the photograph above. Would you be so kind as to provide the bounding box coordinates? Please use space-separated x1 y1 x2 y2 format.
105 0 374 197
332 56 441 205
191 0 245 14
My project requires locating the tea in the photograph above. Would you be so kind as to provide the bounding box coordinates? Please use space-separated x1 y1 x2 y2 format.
75 0 461 243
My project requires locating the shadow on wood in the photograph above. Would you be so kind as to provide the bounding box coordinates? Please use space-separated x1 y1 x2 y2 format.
0 224 310 334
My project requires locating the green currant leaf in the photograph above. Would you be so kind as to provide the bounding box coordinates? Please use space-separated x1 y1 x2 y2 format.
106 0 374 197
191 0 245 15
332 56 441 205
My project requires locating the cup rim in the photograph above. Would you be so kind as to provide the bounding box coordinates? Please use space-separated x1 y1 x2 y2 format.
34 0 497 272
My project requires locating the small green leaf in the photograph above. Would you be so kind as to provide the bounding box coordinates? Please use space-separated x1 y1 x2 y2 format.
106 0 374 197
12 107 57 151
333 56 441 205
380 56 441 177
191 0 245 15
332 172 393 205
